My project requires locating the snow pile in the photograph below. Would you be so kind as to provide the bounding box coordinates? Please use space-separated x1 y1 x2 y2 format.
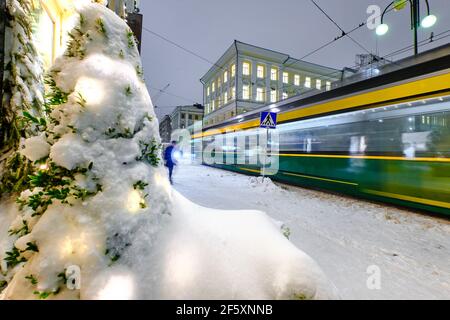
0 2 337 300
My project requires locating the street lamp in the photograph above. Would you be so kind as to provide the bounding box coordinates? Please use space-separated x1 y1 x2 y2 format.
376 0 437 55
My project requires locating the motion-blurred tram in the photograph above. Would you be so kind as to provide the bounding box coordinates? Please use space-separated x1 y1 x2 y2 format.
192 44 450 215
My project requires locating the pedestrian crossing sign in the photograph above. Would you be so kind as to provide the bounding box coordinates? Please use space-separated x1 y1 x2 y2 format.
260 112 277 129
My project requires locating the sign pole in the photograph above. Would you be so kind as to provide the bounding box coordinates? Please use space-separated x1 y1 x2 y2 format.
263 127 269 178
260 111 277 178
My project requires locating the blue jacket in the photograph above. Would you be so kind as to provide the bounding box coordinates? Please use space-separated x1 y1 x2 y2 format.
164 145 176 167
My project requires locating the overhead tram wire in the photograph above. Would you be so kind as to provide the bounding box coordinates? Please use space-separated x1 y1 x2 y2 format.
383 29 450 59
141 5 395 83
227 26 449 114
142 5 395 101
285 5 398 69
142 26 227 73
309 0 372 55
267 32 450 108
141 10 443 113
148 85 199 105
279 28 450 96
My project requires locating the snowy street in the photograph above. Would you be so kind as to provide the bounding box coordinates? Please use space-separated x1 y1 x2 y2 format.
173 164 450 300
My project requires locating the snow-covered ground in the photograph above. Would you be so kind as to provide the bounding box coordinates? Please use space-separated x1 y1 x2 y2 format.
172 163 450 300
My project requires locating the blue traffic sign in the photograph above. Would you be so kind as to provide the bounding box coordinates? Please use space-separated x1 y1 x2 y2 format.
260 112 277 129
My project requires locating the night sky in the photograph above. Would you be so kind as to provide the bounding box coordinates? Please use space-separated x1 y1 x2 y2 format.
139 0 450 119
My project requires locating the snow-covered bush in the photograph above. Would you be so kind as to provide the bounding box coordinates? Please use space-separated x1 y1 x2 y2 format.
0 2 338 299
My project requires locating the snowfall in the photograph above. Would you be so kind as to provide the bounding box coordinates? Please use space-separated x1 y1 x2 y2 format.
172 163 450 300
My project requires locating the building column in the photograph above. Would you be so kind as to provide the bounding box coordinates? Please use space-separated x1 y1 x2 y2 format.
236 55 243 100
251 59 257 101
266 64 271 102
278 66 283 99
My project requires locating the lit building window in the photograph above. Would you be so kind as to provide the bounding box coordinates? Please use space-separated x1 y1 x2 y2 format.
256 87 265 102
218 77 221 88
224 71 228 83
212 100 215 110
283 72 289 84
212 82 215 92
316 79 322 90
243 85 250 100
282 92 288 100
270 89 277 103
232 87 236 99
231 64 236 77
326 81 331 91
207 86 210 96
294 74 300 86
224 92 228 103
243 62 251 76
271 68 278 81
305 77 311 88
257 65 265 78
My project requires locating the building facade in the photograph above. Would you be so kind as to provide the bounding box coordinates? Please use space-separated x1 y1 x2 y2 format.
159 104 204 142
1 0 141 71
200 40 342 127
159 115 172 143
0 0 142 112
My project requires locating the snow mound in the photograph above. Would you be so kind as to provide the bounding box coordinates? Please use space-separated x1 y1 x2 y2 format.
150 191 338 299
0 2 338 300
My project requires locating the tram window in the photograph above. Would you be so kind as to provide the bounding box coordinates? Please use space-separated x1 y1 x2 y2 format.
277 103 450 157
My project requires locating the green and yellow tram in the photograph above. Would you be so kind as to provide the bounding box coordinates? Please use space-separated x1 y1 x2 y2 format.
193 45 450 215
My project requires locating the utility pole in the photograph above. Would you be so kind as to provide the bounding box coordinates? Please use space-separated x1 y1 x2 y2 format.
412 0 419 56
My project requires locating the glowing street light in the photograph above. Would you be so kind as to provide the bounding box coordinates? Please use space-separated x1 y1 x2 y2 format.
421 14 437 28
376 0 437 55
376 23 389 36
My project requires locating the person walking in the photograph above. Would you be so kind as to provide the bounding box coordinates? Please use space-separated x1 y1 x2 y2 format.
164 141 177 184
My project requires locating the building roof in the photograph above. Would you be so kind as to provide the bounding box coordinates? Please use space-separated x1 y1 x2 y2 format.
200 40 340 83
169 104 204 118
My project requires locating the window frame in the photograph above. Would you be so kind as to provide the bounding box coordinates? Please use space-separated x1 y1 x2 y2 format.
270 89 277 103
305 77 311 88
257 65 265 79
256 87 265 102
242 85 250 100
242 62 251 76
316 79 322 90
271 67 278 81
283 72 289 84
294 74 300 86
